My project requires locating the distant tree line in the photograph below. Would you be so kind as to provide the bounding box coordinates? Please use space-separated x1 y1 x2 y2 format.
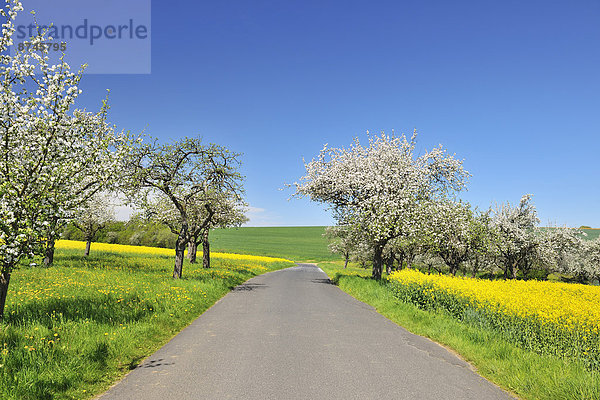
61 217 178 249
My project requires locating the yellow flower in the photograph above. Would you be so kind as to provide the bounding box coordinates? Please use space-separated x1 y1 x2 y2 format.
55 240 290 263
388 269 600 334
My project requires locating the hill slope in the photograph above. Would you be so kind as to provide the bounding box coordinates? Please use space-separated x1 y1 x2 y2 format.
209 226 337 262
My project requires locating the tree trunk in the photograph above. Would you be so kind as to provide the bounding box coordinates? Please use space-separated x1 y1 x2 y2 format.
504 258 518 279
188 241 198 264
44 217 60 267
385 253 394 275
202 228 210 269
470 256 479 278
85 239 92 256
173 235 186 279
406 254 415 269
0 270 11 320
502 257 511 279
450 263 458 276
372 244 384 280
343 254 349 269
44 238 56 267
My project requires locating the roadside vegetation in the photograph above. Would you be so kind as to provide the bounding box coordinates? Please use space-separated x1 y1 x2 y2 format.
0 241 293 400
320 262 600 400
387 269 600 369
0 0 252 323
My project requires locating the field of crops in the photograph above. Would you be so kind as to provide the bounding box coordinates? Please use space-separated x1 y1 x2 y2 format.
0 241 293 400
209 226 336 261
582 228 600 241
55 239 291 264
387 269 600 369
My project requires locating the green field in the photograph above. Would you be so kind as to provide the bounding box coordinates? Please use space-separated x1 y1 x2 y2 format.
582 229 600 241
210 226 338 262
538 227 600 241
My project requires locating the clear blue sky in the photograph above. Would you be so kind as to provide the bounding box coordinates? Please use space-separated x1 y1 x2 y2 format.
44 0 600 226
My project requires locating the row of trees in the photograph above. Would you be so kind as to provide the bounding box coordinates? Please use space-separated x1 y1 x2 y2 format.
326 195 600 282
47 138 248 269
295 133 599 283
0 0 246 318
121 138 247 276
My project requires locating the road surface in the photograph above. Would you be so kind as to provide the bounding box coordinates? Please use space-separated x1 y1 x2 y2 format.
98 264 513 400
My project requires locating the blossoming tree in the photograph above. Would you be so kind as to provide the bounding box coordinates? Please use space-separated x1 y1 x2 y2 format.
72 193 116 257
426 200 475 276
0 0 129 318
123 137 243 278
292 131 469 279
323 224 362 269
584 238 600 283
490 194 541 279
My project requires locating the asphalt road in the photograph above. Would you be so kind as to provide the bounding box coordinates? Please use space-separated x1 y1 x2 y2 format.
98 264 513 400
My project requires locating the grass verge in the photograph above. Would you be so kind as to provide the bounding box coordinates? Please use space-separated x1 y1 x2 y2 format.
0 243 294 400
319 262 600 400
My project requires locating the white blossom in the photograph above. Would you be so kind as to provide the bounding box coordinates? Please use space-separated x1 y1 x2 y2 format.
0 0 131 316
292 131 469 279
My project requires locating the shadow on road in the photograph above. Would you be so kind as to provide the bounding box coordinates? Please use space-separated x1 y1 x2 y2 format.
233 283 268 291
311 278 333 285
137 358 175 369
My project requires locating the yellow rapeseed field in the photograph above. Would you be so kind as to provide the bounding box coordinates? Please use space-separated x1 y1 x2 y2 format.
55 240 291 264
387 269 600 368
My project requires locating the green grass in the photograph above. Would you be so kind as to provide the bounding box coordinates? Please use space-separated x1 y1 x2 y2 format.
582 228 600 241
319 262 600 400
210 226 338 261
0 247 294 400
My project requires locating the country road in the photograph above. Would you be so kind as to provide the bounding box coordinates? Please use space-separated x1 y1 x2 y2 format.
98 264 513 400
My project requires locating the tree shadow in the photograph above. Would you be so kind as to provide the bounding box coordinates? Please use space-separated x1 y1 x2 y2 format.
232 283 267 291
135 358 175 369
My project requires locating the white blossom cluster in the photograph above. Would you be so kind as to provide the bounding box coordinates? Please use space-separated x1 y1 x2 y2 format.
143 187 247 241
72 192 116 244
293 131 469 278
323 224 364 268
300 133 600 282
489 194 541 278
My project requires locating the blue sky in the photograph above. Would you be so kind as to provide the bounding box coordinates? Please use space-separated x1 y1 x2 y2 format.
19 0 600 226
